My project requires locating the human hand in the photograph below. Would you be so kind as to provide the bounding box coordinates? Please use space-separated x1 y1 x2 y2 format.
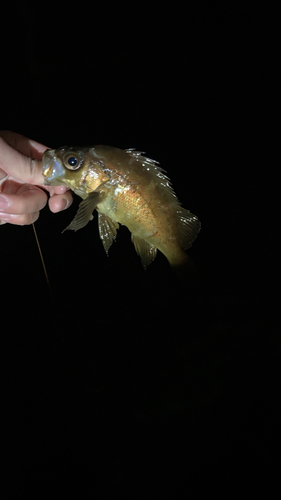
0 130 73 225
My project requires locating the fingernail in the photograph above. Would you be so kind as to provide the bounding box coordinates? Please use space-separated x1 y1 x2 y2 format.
0 195 9 210
61 199 69 211
0 220 7 225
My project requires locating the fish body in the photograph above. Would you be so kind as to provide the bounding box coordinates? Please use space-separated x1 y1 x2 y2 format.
42 146 200 269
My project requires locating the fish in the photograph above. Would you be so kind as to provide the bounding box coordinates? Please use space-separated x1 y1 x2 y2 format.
42 145 200 270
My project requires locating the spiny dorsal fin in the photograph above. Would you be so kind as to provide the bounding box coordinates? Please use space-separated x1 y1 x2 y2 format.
124 149 178 203
98 213 119 254
131 234 157 269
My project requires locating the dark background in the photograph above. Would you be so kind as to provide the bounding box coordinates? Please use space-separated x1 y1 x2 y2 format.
1 4 279 497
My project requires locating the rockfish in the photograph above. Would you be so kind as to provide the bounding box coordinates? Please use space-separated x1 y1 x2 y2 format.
42 146 200 269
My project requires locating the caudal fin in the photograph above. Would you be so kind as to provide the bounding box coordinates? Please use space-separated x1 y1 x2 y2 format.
167 248 198 282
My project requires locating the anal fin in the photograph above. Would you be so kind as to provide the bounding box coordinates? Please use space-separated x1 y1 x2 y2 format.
131 234 157 269
98 213 119 254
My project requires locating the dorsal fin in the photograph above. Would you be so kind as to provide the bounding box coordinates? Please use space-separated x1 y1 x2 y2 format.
124 149 177 203
176 208 201 249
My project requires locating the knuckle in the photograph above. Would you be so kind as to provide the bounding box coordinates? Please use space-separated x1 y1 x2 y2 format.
16 212 38 226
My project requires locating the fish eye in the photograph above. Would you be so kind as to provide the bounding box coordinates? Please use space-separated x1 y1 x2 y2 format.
63 152 82 170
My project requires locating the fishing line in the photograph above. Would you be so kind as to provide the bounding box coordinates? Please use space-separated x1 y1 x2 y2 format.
32 223 68 343
32 222 51 293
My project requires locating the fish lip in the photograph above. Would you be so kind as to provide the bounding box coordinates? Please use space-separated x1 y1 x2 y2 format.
42 149 54 164
42 149 64 185
42 150 54 180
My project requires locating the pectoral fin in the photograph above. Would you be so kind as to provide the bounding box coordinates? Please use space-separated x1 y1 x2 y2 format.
62 191 100 233
98 213 119 254
131 235 157 269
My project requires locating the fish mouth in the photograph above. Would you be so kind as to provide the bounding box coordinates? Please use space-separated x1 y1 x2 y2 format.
42 149 65 186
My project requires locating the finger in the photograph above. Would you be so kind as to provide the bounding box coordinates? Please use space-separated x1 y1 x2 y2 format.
0 184 47 214
0 133 67 191
0 136 46 186
0 211 40 225
48 191 73 213
0 130 48 159
0 168 7 181
48 185 69 196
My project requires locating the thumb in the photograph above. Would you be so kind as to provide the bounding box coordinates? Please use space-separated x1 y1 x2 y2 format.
0 135 46 186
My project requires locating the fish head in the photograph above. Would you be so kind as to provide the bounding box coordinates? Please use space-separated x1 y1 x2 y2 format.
43 146 110 197
42 146 89 192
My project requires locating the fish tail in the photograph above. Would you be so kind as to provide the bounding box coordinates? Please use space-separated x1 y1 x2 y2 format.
167 248 197 282
166 247 189 267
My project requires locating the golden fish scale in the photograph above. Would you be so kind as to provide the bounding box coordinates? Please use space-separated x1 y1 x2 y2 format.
100 170 178 247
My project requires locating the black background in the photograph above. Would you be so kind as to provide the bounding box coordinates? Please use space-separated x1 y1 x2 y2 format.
1 4 279 497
